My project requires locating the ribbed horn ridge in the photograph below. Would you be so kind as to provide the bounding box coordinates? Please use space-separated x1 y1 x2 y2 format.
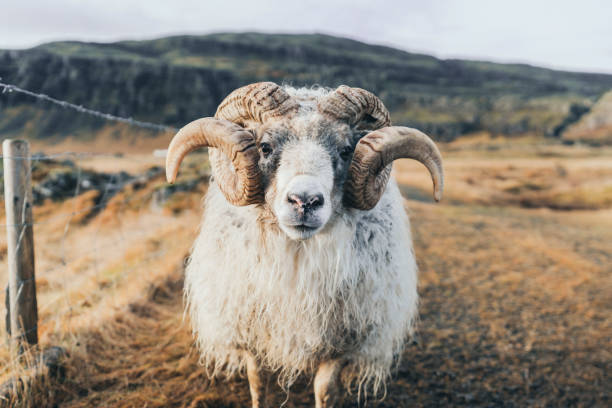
166 82 298 206
165 118 263 206
344 126 444 210
318 85 391 130
215 82 299 125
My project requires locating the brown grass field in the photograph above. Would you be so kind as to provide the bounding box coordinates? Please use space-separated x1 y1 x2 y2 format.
0 137 611 407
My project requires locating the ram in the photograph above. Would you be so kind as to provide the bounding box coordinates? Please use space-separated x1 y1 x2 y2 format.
166 82 444 407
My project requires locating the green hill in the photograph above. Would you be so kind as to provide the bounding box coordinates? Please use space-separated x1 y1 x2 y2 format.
1 32 612 143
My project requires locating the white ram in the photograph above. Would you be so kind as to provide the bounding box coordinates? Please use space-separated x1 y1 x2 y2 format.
165 82 444 407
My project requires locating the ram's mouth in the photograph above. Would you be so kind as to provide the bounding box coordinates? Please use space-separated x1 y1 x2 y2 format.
280 222 322 240
293 224 318 233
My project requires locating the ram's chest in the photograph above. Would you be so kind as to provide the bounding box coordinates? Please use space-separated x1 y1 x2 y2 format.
237 219 391 299
232 242 380 353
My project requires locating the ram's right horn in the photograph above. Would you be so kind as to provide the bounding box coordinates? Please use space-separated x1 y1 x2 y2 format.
165 118 264 206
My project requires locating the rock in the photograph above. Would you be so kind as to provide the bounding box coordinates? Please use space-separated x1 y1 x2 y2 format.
563 90 612 145
32 167 136 205
152 177 202 207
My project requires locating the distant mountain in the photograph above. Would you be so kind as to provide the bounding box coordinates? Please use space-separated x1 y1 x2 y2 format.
1 32 612 143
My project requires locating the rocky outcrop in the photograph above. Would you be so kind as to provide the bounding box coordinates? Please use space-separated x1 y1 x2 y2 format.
562 90 612 145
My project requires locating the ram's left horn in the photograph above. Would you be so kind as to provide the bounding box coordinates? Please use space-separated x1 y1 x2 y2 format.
344 126 444 210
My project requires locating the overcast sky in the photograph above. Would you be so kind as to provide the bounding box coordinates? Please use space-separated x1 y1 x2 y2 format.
2 0 611 74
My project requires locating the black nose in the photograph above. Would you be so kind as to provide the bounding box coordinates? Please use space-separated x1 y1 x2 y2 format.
287 192 324 211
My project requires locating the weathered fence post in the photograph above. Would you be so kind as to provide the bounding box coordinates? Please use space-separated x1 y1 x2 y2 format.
3 139 38 349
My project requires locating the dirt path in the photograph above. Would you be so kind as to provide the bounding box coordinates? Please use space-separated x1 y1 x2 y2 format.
16 200 604 407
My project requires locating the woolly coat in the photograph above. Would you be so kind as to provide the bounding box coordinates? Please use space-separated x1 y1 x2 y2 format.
185 178 417 392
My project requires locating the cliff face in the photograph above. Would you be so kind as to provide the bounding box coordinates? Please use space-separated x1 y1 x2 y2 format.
0 50 240 139
1 33 612 143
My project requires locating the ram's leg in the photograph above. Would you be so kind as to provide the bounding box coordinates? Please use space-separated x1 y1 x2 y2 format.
245 352 268 408
314 359 344 408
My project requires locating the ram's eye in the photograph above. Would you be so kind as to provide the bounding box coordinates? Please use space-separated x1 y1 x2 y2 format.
339 146 353 161
260 142 273 158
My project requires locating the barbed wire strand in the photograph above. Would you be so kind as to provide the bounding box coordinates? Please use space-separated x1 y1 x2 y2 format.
0 80 195 361
0 171 163 228
57 163 85 321
4 225 175 322
38 245 173 326
0 81 177 133
5 151 195 278
6 183 181 281
0 152 119 161
1 175 209 229
36 216 173 279
0 144 209 229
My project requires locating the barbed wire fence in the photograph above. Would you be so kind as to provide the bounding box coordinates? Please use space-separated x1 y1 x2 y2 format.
0 80 205 387
1 81 177 133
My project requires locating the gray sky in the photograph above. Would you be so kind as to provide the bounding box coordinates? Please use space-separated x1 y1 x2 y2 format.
2 0 611 74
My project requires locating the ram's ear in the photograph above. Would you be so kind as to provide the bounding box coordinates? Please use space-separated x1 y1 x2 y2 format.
248 124 267 143
356 113 382 131
351 129 370 144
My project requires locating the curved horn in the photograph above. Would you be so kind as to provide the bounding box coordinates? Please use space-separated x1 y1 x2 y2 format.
166 118 263 206
344 126 444 210
215 82 298 125
166 82 298 206
318 85 391 130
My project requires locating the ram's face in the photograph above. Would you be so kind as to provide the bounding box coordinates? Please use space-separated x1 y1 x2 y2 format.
165 83 444 240
255 115 355 240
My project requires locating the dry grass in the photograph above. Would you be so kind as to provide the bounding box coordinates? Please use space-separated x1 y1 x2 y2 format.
28 124 174 156
0 141 611 407
395 135 612 210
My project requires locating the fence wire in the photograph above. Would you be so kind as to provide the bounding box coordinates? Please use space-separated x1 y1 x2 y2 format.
0 154 167 228
1 150 197 273
0 81 177 133
0 152 119 161
0 80 201 373
1 150 200 340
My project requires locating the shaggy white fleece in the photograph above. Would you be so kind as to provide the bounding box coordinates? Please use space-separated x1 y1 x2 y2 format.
185 179 418 395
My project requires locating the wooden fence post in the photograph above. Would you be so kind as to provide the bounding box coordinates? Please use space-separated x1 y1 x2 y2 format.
3 139 38 349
